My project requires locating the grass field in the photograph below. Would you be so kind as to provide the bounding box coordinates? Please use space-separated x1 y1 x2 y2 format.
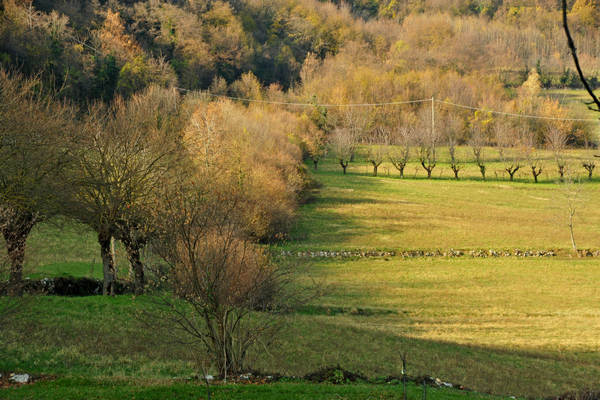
4 154 600 399
0 379 504 400
546 88 600 121
3 284 598 399
284 152 600 252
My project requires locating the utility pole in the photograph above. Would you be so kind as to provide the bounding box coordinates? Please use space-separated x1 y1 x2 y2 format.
431 96 435 138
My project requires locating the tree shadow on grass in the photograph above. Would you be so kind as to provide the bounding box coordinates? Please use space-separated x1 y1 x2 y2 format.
288 195 438 249
262 315 600 399
2 295 598 399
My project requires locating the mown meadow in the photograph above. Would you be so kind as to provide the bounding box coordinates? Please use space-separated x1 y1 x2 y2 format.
3 150 600 398
286 147 600 251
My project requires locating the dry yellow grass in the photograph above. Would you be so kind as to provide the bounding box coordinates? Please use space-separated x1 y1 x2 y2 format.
304 257 600 353
287 152 600 251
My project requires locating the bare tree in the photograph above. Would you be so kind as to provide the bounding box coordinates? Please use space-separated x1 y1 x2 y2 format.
493 120 509 161
113 87 183 295
503 146 523 182
469 111 492 180
418 142 436 178
417 108 437 179
583 160 595 180
529 157 543 183
148 183 290 378
546 124 568 181
445 113 464 180
557 175 584 253
331 128 356 175
494 119 520 181
388 125 413 178
0 69 75 295
365 127 388 177
470 129 487 180
522 127 543 183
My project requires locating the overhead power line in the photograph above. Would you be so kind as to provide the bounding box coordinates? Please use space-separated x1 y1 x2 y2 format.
52 26 597 122
177 87 433 107
203 92 600 122
9 13 598 123
179 86 599 122
436 99 598 122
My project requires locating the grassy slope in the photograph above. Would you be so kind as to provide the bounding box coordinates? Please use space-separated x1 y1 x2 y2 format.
545 88 599 141
1 293 588 399
306 256 600 352
546 88 600 120
284 152 600 251
283 158 600 396
0 294 511 399
4 153 600 398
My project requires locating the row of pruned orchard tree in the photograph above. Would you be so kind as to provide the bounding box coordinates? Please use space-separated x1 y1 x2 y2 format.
329 107 596 182
317 72 597 182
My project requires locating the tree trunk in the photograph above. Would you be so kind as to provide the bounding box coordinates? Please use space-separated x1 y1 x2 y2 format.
313 159 318 171
506 166 519 182
558 165 565 181
399 165 405 178
568 218 577 253
583 163 595 180
421 161 434 178
1 211 35 296
452 165 460 179
6 237 25 296
478 164 486 180
98 231 116 296
531 166 542 183
340 160 348 175
125 243 144 295
5 231 30 296
372 163 378 177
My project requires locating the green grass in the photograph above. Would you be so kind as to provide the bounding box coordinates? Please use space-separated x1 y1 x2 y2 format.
283 153 600 251
546 88 600 121
1 379 501 400
24 262 103 280
302 256 600 353
1 283 599 398
5 153 600 399
2 218 138 279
